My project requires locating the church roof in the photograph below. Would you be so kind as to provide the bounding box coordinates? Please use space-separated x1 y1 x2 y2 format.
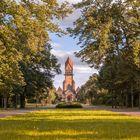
57 87 63 92
65 57 73 68
76 87 80 93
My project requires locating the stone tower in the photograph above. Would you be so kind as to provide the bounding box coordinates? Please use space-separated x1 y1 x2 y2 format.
63 57 76 102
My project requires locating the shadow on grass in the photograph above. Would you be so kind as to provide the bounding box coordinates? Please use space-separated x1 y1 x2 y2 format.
0 110 140 140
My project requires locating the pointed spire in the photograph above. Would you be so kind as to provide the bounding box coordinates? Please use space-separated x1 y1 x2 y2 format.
65 56 73 68
76 87 80 93
57 86 63 92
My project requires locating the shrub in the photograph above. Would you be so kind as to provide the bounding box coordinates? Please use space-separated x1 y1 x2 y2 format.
27 98 36 103
56 102 82 108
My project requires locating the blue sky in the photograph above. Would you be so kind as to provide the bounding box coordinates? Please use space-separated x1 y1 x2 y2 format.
50 0 98 89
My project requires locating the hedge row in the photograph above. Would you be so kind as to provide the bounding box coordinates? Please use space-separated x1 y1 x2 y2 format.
56 102 82 108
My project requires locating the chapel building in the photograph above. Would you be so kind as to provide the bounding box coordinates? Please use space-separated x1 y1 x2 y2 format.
63 57 76 102
56 57 79 102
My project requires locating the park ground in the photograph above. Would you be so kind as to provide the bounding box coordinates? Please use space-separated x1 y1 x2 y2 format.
0 105 140 140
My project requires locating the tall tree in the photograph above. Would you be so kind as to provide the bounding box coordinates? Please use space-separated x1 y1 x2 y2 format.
69 0 140 68
69 0 140 108
0 0 71 108
19 44 61 108
77 74 98 104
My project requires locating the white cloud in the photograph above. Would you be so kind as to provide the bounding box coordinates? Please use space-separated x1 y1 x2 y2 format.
74 66 94 74
57 0 82 4
51 49 73 58
59 9 81 28
50 41 62 48
56 0 82 29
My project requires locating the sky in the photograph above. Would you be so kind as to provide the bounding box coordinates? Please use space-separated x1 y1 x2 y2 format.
50 0 98 89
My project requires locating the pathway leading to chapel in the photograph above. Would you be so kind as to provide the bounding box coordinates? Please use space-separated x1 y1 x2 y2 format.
0 104 56 118
83 104 140 116
0 109 33 118
0 105 140 118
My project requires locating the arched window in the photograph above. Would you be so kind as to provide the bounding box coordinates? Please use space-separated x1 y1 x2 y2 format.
67 84 72 90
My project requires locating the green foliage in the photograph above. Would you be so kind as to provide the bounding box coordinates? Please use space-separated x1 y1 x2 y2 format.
56 102 82 108
70 0 140 68
20 44 61 100
0 0 71 108
77 73 108 105
69 0 140 108
98 54 140 107
46 87 57 104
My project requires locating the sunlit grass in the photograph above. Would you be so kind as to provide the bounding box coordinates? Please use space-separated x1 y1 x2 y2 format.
0 109 140 140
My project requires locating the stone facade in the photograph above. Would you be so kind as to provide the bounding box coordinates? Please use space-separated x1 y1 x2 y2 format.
63 57 76 102
56 57 79 102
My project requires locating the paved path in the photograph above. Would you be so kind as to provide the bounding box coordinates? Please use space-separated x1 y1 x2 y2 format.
118 112 140 116
0 109 35 118
0 105 140 118
0 109 40 118
0 105 56 118
82 105 140 116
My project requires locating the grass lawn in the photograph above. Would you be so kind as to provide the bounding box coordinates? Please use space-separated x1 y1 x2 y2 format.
0 109 140 140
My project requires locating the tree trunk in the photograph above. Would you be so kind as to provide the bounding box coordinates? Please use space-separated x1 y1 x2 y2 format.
139 93 140 109
111 97 114 108
4 96 7 110
122 95 125 108
125 95 128 108
20 94 25 108
119 94 122 108
15 95 18 108
12 95 18 108
36 97 39 108
131 83 134 108
114 96 117 109
1 98 3 108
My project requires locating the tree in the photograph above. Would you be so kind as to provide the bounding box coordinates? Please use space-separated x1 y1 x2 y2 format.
19 44 61 108
77 74 99 104
0 0 71 108
69 0 140 69
98 54 140 108
69 0 140 108
0 43 25 109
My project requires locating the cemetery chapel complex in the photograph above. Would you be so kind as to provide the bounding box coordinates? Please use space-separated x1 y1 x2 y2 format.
56 57 79 102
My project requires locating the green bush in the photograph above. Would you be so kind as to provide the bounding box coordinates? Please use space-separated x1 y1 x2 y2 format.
56 102 82 108
27 98 36 103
